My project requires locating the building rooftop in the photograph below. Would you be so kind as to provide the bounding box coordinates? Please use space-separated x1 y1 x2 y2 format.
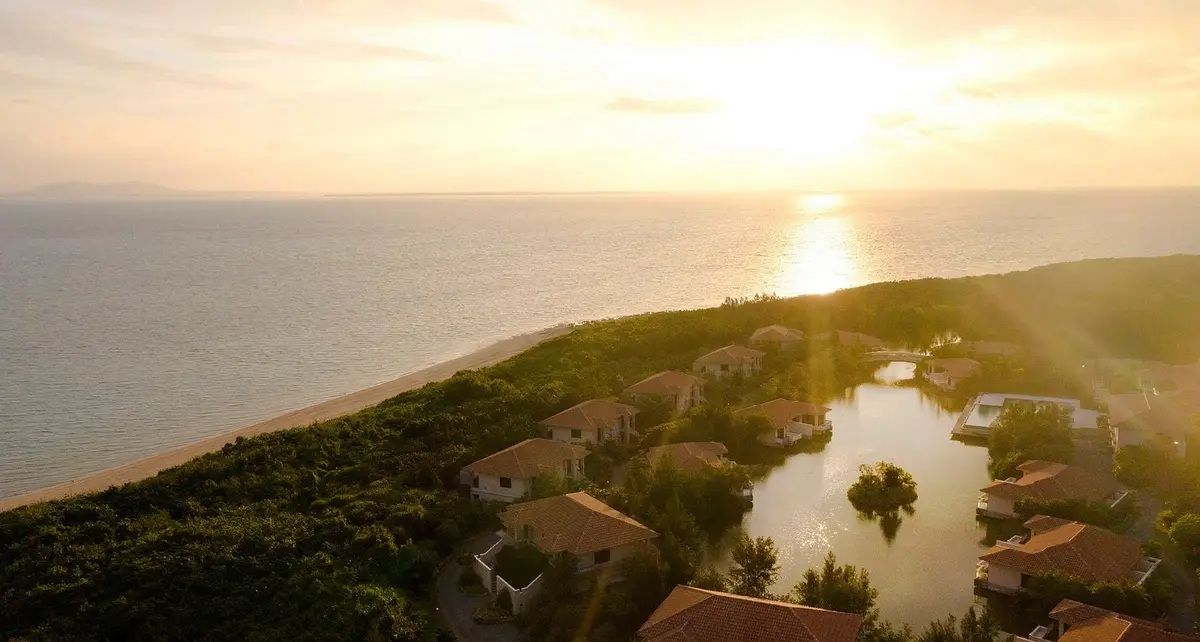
981 460 1120 503
694 345 766 366
500 492 657 556
735 398 831 431
638 586 863 642
463 438 589 480
751 325 806 343
1050 600 1198 642
926 357 982 379
981 516 1142 583
646 441 728 472
625 371 706 397
540 399 639 431
811 330 885 348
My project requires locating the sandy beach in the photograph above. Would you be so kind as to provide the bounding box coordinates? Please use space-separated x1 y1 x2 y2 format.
0 324 572 512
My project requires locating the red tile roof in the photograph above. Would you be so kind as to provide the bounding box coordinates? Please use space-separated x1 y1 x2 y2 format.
638 586 863 642
499 492 657 555
1051 600 1198 642
646 442 728 472
751 325 806 344
735 398 830 432
980 517 1143 583
926 357 982 380
540 399 639 431
694 345 765 366
981 460 1120 503
463 438 589 480
625 371 706 397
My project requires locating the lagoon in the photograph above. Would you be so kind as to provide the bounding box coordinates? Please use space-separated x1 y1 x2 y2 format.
739 362 993 628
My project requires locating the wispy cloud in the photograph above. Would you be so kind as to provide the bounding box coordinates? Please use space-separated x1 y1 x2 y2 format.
186 34 438 62
608 96 723 114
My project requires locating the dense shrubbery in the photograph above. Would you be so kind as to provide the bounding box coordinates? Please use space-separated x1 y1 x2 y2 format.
987 404 1075 479
1025 570 1171 619
1013 496 1137 529
847 462 919 515
5 257 1200 640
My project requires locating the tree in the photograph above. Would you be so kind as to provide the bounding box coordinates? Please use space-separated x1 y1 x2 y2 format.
792 551 879 616
987 403 1074 479
1169 513 1200 556
728 534 780 598
1114 445 1170 489
690 567 729 592
847 462 918 514
916 606 999 642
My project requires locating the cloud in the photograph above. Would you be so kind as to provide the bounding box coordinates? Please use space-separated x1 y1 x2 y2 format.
607 96 723 114
0 15 239 90
186 34 438 61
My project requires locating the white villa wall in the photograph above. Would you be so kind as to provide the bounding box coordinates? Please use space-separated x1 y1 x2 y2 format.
983 494 1016 518
696 361 760 379
550 425 599 445
471 473 529 503
988 564 1024 592
1114 425 1150 449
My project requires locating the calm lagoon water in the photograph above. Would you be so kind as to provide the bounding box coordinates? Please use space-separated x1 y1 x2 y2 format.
2 190 1200 498
739 362 992 628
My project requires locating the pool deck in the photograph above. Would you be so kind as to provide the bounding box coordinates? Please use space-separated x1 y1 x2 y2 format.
951 393 1098 438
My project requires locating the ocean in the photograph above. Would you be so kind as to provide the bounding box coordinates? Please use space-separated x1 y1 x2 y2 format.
2 190 1199 499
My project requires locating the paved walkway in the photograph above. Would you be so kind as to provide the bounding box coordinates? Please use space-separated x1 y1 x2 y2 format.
435 533 527 642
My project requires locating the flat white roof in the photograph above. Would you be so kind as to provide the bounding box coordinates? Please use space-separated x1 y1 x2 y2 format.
963 393 1095 431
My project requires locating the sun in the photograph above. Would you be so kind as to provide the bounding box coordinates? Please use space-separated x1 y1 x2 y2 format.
677 40 931 160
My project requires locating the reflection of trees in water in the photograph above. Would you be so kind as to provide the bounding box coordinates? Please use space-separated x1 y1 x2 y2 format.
856 504 916 545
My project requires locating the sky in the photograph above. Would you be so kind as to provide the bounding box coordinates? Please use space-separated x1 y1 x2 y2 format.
2 0 1199 192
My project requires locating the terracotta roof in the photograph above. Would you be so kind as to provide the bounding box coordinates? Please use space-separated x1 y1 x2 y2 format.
540 399 639 431
980 516 1142 583
1138 363 1200 392
625 371 706 397
735 398 830 432
751 325 806 343
1051 600 1198 642
812 331 885 348
1107 390 1199 436
981 460 1120 503
926 358 982 380
499 492 657 555
694 345 765 366
968 341 1022 357
638 586 863 642
646 442 728 472
463 438 589 480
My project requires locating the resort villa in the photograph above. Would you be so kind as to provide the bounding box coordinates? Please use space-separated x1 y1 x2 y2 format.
693 345 765 379
953 394 1100 439
735 398 832 447
977 460 1128 519
976 516 1160 596
624 371 706 415
968 341 1022 358
923 357 982 392
1105 389 1194 457
749 325 806 349
812 330 886 349
473 492 658 614
646 441 729 472
542 399 640 445
1135 362 1200 393
1018 599 1198 642
638 586 864 642
460 438 589 503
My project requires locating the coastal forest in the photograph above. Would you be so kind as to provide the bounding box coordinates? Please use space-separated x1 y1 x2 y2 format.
4 256 1200 641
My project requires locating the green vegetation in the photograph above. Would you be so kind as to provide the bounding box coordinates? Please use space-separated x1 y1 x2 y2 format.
5 256 1200 640
458 565 486 595
1169 513 1200 557
1013 496 1137 530
494 542 548 589
987 403 1075 479
727 534 780 598
847 462 919 515
1024 570 1171 619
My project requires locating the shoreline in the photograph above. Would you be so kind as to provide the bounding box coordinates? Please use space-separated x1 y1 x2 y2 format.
0 324 573 512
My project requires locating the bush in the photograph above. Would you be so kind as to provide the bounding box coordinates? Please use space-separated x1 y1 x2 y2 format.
1114 446 1169 489
987 403 1074 479
495 589 514 614
847 462 918 515
1025 571 1159 618
458 565 486 595
494 543 549 589
473 601 515 625
1168 513 1200 557
1013 496 1136 529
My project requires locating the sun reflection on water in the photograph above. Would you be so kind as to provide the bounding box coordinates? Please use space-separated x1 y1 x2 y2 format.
778 208 860 295
797 193 845 215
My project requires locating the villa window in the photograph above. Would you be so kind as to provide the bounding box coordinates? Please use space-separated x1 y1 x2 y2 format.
776 428 784 439
571 429 582 439
720 364 729 372
594 549 611 565
523 524 533 541
472 476 479 488
500 477 512 489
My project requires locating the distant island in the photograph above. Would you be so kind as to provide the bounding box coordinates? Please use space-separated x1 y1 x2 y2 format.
1 182 291 200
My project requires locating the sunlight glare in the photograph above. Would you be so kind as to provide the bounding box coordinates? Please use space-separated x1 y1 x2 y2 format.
797 193 845 215
777 214 859 295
